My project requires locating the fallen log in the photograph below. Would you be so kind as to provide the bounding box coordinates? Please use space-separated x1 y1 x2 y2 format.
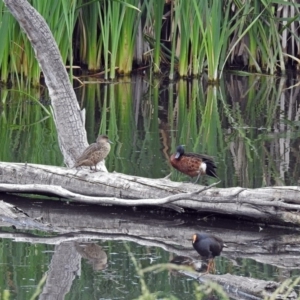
1 162 300 225
184 270 298 300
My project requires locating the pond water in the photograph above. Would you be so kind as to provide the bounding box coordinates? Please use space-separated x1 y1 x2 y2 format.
1 196 300 300
1 74 300 299
1 75 300 188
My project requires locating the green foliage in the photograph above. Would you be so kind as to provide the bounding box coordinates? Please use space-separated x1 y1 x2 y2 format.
1 0 300 83
2 74 300 188
0 87 63 165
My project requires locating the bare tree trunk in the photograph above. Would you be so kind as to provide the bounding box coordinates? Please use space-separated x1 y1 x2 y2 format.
2 0 89 168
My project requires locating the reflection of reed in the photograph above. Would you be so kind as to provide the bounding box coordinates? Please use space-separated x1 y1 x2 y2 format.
223 75 300 187
229 134 249 187
5 74 298 187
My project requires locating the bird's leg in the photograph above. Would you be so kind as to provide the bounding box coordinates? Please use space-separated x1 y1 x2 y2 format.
211 259 216 273
205 259 215 274
206 259 211 273
194 173 201 184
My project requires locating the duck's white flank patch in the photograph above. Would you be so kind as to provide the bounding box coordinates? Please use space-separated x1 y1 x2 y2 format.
200 162 207 173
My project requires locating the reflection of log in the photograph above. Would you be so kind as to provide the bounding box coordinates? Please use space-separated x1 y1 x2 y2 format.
1 198 300 271
1 162 300 225
0 199 298 300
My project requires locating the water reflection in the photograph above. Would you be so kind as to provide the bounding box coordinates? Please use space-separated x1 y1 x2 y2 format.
0 236 299 299
0 197 299 299
75 242 108 271
1 75 300 188
170 256 203 272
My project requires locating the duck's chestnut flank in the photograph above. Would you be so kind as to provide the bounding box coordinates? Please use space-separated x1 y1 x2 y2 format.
170 145 217 183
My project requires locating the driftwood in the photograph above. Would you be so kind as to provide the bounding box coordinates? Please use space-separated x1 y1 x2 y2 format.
0 198 298 299
1 161 300 225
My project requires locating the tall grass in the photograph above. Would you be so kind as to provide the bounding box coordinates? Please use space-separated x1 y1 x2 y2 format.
78 0 102 71
1 0 300 84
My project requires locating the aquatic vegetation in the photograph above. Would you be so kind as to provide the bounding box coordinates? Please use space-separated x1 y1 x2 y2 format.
0 0 299 84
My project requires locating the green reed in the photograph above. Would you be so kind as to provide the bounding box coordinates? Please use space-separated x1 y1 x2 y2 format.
0 0 79 85
78 0 101 71
176 2 190 77
117 1 141 75
0 1 11 82
108 0 125 79
152 0 164 74
0 88 62 165
169 0 206 78
2 0 300 83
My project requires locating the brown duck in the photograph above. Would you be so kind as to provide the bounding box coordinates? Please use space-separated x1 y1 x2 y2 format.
170 145 217 183
74 135 112 171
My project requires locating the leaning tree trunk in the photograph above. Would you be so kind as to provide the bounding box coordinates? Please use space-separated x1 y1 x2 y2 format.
2 0 97 169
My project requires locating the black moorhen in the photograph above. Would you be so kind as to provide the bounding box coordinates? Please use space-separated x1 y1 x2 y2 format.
192 232 225 273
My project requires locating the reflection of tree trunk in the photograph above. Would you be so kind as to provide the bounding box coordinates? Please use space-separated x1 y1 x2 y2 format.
39 242 81 300
230 136 248 186
3 0 88 168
